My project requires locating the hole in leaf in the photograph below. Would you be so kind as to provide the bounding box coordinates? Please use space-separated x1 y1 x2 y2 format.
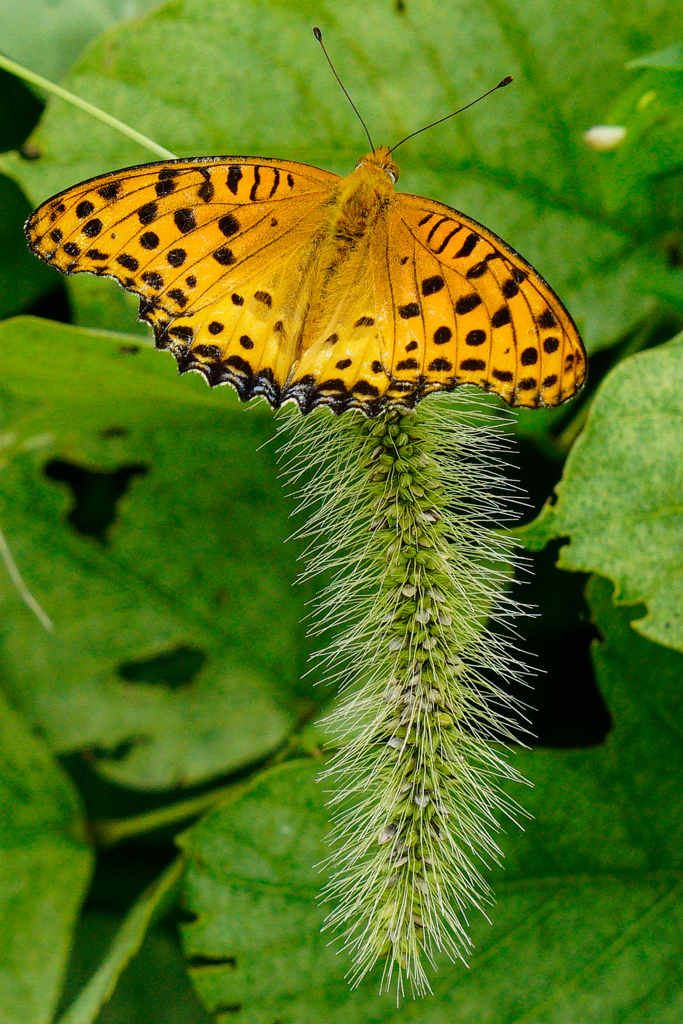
187 954 237 969
100 425 129 438
117 645 207 691
44 459 147 542
176 907 199 925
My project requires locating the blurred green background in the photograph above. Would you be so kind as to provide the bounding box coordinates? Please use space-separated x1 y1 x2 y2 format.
1 1 683 1021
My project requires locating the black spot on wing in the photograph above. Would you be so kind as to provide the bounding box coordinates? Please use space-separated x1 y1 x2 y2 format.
491 306 511 328
138 202 158 225
198 178 214 202
213 247 235 265
398 302 420 319
455 294 482 315
167 248 187 267
155 178 176 198
174 209 196 233
422 275 444 295
117 252 139 270
83 219 102 238
227 165 242 195
98 181 122 200
219 214 240 237
141 271 163 289
454 233 478 258
140 232 160 250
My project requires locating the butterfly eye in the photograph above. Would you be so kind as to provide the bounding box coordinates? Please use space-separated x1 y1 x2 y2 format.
386 167 397 184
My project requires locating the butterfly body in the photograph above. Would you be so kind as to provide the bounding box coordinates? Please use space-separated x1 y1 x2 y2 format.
26 146 585 415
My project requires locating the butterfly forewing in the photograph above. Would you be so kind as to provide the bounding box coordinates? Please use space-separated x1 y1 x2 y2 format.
26 156 339 401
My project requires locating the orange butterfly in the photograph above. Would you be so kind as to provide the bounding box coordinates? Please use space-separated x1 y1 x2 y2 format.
25 144 585 416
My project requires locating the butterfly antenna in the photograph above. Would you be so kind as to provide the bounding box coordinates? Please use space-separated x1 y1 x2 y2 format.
313 27 375 152
389 76 513 154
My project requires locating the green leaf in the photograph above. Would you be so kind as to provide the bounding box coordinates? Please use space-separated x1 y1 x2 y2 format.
0 688 92 1024
0 316 317 790
517 331 683 652
596 64 683 222
0 0 168 82
5 0 683 355
177 575 683 1021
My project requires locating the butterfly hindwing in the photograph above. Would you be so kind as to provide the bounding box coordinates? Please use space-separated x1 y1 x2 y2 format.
395 193 586 408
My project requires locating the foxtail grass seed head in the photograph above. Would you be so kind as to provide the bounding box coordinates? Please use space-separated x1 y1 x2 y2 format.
278 393 531 999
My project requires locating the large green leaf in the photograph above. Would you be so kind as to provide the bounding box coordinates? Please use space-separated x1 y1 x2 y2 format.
177 574 683 1021
518 331 683 652
4 0 682 356
0 316 317 790
0 689 92 1024
0 0 167 82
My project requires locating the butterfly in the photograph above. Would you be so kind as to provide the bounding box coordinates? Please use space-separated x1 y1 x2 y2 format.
25 144 585 416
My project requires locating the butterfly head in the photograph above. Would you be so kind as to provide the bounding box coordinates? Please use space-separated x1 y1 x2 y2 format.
355 145 400 185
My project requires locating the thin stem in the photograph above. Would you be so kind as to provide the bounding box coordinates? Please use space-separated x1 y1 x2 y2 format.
93 781 247 847
0 523 53 631
56 856 185 1024
0 53 177 160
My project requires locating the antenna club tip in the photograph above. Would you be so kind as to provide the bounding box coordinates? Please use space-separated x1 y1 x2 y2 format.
313 26 322 40
499 76 513 87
